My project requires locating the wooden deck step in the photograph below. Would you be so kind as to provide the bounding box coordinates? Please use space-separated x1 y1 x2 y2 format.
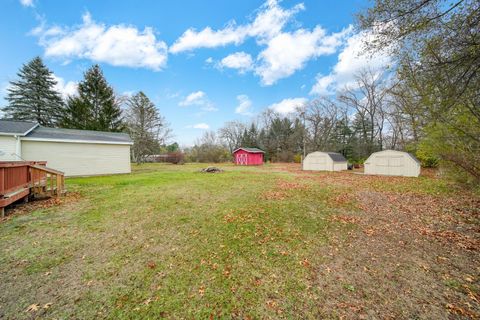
3 187 29 199
0 187 30 217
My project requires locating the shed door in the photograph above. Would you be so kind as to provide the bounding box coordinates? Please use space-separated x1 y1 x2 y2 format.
375 156 389 175
310 155 327 170
388 155 405 176
236 154 247 165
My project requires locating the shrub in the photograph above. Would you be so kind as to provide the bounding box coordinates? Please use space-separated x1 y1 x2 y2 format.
293 154 302 163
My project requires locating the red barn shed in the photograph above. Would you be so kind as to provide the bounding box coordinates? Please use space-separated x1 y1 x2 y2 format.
233 147 265 166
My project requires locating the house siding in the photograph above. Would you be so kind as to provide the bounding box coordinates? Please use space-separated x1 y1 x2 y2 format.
0 136 19 161
21 140 131 176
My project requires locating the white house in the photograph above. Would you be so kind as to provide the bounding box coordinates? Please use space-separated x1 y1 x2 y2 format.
364 150 421 177
302 151 348 171
0 120 132 176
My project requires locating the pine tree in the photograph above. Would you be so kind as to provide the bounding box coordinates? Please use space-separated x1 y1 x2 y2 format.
61 64 123 132
3 56 64 126
61 96 91 130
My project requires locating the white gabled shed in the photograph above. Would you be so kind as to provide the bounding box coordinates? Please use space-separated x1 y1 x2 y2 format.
302 151 348 171
364 150 420 177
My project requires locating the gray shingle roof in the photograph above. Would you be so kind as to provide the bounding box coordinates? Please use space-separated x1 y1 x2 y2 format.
233 147 265 153
0 120 132 144
0 120 38 135
26 126 132 144
326 152 347 162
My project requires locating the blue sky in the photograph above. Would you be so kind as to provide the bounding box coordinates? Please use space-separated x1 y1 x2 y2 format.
0 0 390 146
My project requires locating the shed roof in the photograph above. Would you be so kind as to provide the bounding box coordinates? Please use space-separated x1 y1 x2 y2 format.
25 126 132 144
369 149 420 164
306 151 347 162
0 120 38 136
326 152 347 162
233 147 265 154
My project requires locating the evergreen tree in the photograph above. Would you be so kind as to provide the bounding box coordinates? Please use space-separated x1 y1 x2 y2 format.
61 64 123 132
61 96 91 130
3 56 64 126
241 123 259 148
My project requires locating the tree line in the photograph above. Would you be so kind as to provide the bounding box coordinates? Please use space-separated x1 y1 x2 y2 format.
187 0 479 186
188 69 432 165
1 57 171 163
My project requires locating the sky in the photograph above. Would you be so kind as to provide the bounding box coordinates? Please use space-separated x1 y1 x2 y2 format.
0 0 390 146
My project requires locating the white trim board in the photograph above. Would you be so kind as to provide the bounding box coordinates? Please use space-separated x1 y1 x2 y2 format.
20 137 133 145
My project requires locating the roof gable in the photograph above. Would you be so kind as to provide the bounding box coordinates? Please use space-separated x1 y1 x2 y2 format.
233 147 265 154
0 120 38 136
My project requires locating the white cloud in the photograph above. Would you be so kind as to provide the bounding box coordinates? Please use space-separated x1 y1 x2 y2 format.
179 91 206 106
170 24 245 54
268 97 307 114
20 0 34 7
310 31 392 95
169 0 304 53
256 26 351 85
192 123 210 129
219 52 253 73
169 0 351 85
205 57 214 64
179 90 218 111
33 12 168 70
235 94 253 116
52 75 77 99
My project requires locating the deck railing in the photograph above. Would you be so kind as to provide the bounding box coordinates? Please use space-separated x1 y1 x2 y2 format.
0 161 64 217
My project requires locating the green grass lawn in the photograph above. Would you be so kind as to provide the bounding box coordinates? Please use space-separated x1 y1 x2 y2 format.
0 163 478 319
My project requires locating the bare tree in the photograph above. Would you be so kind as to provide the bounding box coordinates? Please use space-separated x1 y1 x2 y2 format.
303 97 345 152
125 91 171 163
339 69 388 156
218 121 246 153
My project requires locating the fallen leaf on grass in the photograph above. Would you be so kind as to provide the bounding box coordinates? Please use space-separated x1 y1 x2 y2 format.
26 304 39 312
446 303 467 316
198 285 206 296
146 261 156 269
260 191 287 201
300 258 310 268
266 300 277 309
43 303 52 309
330 215 359 224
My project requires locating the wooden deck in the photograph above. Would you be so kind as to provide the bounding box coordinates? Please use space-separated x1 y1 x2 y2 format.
0 161 65 217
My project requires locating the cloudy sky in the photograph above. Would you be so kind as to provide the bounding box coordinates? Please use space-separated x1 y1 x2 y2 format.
0 0 388 145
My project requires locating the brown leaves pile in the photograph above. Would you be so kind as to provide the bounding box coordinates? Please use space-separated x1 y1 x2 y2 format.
330 215 360 225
